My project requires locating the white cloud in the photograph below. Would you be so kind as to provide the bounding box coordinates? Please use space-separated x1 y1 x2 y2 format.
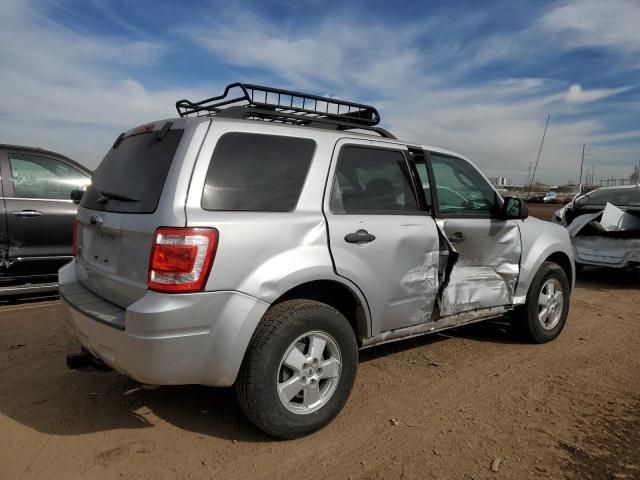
541 0 640 53
189 12 636 183
0 0 204 167
0 0 637 183
564 84 633 104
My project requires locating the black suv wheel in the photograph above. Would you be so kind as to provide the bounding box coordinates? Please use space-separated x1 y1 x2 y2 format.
235 299 358 439
516 261 571 343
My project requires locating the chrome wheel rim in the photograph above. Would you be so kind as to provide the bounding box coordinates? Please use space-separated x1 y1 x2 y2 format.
277 331 342 415
538 278 564 330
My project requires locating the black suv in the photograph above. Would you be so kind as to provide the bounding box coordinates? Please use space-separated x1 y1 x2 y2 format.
0 144 91 294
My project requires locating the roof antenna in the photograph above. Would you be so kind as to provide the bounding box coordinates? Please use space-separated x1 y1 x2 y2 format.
527 114 551 199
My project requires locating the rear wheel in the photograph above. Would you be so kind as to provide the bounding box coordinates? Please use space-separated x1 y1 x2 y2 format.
235 299 358 439
515 261 570 343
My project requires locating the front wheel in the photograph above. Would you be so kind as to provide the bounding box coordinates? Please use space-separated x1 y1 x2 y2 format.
235 299 358 439
515 261 571 343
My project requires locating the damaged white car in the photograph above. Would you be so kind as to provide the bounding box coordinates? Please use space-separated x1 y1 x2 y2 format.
553 184 640 269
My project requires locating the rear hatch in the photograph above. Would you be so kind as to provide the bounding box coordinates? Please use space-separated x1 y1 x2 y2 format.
75 119 203 308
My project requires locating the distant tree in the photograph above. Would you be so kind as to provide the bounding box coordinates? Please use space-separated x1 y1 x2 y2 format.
631 165 639 183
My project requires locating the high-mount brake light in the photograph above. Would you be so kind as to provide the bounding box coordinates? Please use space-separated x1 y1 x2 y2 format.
148 227 218 293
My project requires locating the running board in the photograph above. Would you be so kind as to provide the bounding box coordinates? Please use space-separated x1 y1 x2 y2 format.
0 282 59 297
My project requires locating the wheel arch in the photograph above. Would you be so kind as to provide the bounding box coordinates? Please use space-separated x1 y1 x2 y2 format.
545 251 574 291
272 279 371 342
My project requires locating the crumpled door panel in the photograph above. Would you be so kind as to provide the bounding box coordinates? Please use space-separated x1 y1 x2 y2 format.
437 219 521 317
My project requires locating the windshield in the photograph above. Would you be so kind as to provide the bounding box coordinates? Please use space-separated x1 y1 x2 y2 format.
81 129 184 213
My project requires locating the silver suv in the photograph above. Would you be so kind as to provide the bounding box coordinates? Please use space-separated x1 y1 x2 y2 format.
60 83 574 439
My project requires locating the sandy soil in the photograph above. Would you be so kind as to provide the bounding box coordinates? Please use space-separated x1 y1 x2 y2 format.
1 210 638 479
526 203 559 222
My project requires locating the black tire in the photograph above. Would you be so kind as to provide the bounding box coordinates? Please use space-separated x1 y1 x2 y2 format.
515 261 571 343
235 299 358 439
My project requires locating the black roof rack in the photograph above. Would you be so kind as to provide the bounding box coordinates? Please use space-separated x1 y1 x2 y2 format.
175 83 395 139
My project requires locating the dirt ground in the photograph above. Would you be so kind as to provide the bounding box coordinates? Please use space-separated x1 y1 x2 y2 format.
1 206 639 480
526 203 559 222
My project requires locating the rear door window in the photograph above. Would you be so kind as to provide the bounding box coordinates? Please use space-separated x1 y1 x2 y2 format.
330 146 419 214
81 129 184 213
202 132 315 211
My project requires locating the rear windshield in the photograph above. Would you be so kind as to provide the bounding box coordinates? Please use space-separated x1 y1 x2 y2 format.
81 129 184 213
202 132 315 211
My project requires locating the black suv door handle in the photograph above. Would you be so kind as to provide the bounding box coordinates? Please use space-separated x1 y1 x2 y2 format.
344 229 376 244
11 210 43 218
447 231 465 243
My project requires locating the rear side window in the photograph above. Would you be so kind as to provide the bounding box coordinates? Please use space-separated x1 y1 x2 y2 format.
202 133 315 212
330 146 419 214
81 129 184 213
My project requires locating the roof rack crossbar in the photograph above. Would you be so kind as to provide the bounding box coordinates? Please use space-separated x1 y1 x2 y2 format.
175 82 382 128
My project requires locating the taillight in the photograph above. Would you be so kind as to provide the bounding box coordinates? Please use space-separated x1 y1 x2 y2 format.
148 227 218 293
71 219 79 256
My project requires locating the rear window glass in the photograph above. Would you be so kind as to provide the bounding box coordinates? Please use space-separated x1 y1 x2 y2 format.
202 132 315 211
81 129 184 213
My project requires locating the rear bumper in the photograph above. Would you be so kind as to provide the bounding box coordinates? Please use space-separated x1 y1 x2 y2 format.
59 261 269 386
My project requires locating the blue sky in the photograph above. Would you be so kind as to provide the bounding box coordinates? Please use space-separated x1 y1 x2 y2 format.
1 0 639 184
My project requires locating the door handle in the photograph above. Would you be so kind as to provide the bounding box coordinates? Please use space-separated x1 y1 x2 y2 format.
11 210 44 218
447 231 465 243
344 229 376 244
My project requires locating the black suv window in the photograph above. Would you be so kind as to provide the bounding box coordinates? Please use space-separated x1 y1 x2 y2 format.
330 146 419 214
82 129 184 213
429 153 497 216
202 133 315 212
9 154 89 200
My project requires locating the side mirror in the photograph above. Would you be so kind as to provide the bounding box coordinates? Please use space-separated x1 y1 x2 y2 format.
502 196 528 220
70 189 85 204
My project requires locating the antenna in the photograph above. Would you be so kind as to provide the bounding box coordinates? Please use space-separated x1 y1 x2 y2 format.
578 144 585 194
527 114 551 199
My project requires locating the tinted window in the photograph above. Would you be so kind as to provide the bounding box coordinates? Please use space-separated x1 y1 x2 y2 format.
202 133 315 211
430 153 497 215
330 146 419 214
9 154 89 200
576 187 640 207
81 129 184 213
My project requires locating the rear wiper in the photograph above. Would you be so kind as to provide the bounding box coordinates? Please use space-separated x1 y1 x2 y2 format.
96 189 139 204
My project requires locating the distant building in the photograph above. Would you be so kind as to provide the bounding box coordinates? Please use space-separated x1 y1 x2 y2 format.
488 176 510 187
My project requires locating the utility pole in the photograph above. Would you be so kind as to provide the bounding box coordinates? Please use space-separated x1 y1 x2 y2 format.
578 144 585 193
527 114 551 198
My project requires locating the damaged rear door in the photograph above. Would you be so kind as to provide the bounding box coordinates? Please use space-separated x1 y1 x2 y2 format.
325 139 440 336
419 152 521 316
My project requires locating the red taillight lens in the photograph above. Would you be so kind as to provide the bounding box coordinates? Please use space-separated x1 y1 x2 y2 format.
71 219 79 256
148 227 218 293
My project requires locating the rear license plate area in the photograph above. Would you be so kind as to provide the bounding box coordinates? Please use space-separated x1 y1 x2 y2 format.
81 229 120 273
